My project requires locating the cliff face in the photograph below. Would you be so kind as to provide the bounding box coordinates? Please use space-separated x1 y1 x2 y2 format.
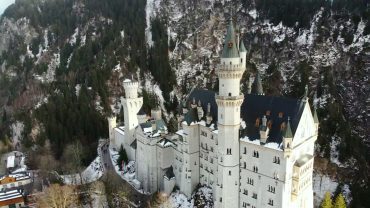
0 0 369 206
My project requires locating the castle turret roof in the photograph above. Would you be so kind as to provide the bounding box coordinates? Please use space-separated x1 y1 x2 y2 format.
239 39 247 53
283 118 293 138
221 21 239 58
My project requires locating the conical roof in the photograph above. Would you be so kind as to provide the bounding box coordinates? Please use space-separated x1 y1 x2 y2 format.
283 118 293 138
251 71 264 95
239 39 247 52
221 21 239 58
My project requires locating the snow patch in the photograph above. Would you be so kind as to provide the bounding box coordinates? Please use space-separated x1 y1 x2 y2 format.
313 173 338 206
61 156 104 185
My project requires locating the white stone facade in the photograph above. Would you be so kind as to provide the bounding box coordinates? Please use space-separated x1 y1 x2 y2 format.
108 23 317 208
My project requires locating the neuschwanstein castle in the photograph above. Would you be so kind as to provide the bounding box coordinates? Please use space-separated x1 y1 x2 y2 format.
108 21 318 208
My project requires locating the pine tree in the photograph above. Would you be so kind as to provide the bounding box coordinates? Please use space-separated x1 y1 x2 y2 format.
321 192 333 208
334 193 346 208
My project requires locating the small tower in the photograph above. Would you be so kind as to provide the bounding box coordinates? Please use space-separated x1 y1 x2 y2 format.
197 100 204 120
121 78 143 156
239 39 247 68
259 115 269 144
283 117 293 158
206 103 213 125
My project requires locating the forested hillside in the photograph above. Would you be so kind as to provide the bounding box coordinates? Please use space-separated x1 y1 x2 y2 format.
0 0 369 207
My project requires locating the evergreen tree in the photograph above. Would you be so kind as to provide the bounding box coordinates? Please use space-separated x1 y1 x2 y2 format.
334 194 346 208
321 192 333 208
117 145 128 171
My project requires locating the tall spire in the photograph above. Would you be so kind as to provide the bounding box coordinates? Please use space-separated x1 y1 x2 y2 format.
251 71 264 95
221 20 239 58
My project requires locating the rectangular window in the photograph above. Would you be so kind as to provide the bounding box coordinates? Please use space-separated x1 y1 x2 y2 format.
273 156 280 164
268 199 274 206
252 193 257 199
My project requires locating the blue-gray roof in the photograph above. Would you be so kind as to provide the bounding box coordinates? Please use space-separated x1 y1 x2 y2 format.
240 94 305 143
183 89 304 144
184 89 218 125
240 40 247 52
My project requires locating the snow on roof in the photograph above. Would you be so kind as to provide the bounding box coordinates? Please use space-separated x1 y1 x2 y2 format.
0 190 23 201
240 136 283 151
143 127 153 134
176 129 187 137
264 142 283 151
240 136 260 145
123 79 131 83
6 156 15 168
115 127 125 135
158 139 176 148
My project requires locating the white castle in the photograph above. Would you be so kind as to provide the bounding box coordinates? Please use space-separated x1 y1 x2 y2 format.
108 22 318 208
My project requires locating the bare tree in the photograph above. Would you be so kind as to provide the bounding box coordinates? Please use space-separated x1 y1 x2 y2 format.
61 141 84 184
37 184 78 208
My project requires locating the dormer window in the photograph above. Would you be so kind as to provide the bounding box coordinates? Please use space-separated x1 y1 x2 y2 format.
255 118 260 127
267 120 273 129
266 110 271 116
278 112 284 118
280 122 286 131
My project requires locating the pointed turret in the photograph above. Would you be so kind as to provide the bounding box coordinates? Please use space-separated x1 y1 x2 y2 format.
283 117 293 158
221 21 239 59
284 118 293 138
239 39 247 67
252 71 264 95
239 39 247 53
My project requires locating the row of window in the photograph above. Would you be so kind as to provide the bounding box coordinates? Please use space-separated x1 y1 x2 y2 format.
243 148 281 164
200 143 214 152
242 202 256 208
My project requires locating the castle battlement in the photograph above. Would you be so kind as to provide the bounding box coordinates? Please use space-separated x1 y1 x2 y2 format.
123 79 139 88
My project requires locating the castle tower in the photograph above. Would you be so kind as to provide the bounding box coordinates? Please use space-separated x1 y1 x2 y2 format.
239 39 247 68
121 79 143 158
215 21 245 208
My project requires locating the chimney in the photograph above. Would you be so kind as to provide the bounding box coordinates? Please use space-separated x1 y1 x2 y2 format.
197 103 204 120
206 103 213 125
259 115 269 144
191 97 197 108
